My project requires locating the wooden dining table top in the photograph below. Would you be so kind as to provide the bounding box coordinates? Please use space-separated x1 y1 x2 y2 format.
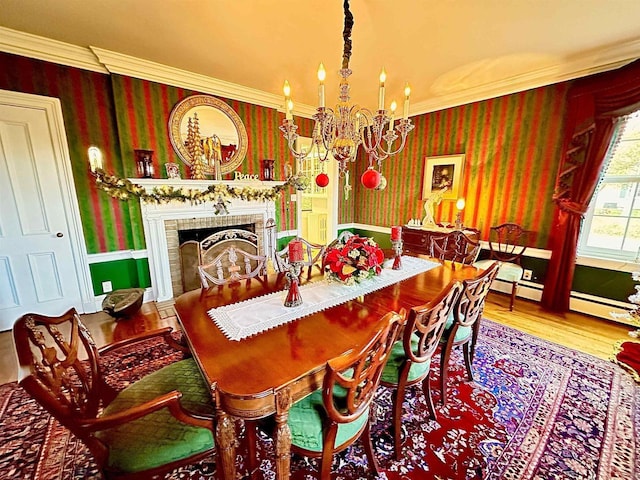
174 256 480 418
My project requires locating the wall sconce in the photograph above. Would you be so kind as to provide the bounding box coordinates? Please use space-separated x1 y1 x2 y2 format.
88 146 103 173
134 149 155 178
262 159 275 181
455 197 465 230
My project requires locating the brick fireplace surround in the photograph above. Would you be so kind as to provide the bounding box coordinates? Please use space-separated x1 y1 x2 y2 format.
136 180 278 302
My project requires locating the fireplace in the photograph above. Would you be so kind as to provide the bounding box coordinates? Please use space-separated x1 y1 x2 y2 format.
136 180 278 302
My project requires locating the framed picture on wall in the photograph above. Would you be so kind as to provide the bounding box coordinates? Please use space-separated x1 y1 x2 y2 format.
422 154 465 200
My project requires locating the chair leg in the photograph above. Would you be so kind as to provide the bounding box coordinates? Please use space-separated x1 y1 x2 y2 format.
462 341 474 381
439 343 454 406
392 384 405 460
421 372 437 421
510 282 517 311
320 426 338 480
362 421 381 477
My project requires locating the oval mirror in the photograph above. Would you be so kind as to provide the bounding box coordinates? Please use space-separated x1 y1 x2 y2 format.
168 95 248 175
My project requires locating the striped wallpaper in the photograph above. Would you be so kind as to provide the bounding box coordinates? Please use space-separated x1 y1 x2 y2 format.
1 51 568 253
110 75 319 249
0 52 129 254
352 83 569 249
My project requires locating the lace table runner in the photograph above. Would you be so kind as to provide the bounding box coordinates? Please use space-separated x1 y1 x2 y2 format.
208 256 439 341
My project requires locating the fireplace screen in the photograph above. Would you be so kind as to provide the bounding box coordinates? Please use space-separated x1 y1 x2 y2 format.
179 228 259 292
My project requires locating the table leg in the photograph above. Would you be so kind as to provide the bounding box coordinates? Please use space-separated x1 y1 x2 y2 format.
215 404 237 480
275 388 293 480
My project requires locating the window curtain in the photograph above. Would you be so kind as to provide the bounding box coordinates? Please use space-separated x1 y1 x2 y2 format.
542 60 640 312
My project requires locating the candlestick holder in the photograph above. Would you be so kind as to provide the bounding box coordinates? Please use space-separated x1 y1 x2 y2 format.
284 261 303 307
391 239 403 270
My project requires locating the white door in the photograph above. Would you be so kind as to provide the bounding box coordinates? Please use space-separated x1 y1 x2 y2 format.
0 97 86 330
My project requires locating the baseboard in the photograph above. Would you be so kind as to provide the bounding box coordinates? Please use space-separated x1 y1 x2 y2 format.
491 279 634 325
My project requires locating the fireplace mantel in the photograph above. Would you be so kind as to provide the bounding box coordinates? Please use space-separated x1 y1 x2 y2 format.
130 178 287 191
135 179 282 302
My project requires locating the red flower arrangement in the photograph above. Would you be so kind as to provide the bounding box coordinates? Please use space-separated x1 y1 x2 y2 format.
323 235 385 284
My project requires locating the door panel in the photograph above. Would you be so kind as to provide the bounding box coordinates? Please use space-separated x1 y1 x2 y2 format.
0 103 82 329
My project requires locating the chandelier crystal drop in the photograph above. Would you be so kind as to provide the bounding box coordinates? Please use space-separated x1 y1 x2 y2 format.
279 0 414 190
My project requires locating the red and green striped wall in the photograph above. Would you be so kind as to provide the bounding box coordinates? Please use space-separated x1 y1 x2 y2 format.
353 83 569 249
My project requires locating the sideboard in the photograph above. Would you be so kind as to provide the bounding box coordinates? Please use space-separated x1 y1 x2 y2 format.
402 226 480 257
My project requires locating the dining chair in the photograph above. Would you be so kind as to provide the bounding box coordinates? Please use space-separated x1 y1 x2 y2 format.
198 245 266 287
284 309 405 480
380 281 464 460
439 261 500 405
326 230 355 249
473 223 528 310
274 236 326 275
13 308 216 479
430 230 481 265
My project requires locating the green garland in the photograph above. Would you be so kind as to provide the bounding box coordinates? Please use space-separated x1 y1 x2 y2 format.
93 169 291 205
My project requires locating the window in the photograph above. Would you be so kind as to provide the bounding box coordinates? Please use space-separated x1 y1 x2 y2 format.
579 111 640 261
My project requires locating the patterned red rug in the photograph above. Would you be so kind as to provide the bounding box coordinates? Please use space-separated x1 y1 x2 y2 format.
0 320 637 480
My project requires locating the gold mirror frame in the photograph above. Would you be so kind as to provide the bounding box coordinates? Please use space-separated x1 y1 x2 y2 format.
168 95 248 175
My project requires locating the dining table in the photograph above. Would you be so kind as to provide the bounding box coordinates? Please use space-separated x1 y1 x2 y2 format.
174 255 480 480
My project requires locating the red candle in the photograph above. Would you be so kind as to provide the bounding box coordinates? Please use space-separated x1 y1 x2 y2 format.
289 239 304 262
391 226 402 241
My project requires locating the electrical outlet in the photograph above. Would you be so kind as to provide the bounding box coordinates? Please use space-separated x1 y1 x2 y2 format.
523 269 533 281
290 194 297 202
102 280 113 293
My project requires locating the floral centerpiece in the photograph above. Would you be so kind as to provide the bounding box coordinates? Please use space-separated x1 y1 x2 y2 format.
323 235 385 285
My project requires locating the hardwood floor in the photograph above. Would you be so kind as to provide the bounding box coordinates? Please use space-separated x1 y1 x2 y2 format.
0 292 634 385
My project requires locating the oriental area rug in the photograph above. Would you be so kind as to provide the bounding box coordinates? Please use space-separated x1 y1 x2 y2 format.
0 319 638 480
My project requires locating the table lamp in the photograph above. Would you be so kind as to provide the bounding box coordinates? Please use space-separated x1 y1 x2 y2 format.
455 197 465 230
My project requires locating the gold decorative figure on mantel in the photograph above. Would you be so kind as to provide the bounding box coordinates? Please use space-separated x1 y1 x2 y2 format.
187 113 207 180
423 186 449 226
204 134 223 181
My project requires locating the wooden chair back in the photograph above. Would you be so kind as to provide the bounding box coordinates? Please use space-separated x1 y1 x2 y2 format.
275 237 326 273
404 281 464 364
323 310 405 424
13 309 113 443
488 223 528 264
454 261 501 329
198 246 266 287
430 230 481 265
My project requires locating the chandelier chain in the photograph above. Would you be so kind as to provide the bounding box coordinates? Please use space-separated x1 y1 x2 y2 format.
342 0 354 70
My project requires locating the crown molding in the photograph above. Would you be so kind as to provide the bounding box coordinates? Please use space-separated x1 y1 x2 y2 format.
0 27 108 73
410 37 640 115
90 47 319 116
2 26 639 118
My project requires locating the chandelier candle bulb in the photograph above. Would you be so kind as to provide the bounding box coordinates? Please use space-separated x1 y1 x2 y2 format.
403 84 411 119
288 239 304 263
317 63 326 108
286 99 293 120
391 225 402 241
389 101 397 131
378 69 386 110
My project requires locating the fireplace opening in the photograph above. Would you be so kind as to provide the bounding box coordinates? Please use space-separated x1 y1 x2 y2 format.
178 223 255 244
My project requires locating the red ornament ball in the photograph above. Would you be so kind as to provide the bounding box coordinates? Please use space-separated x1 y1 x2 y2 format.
361 168 381 189
315 172 329 187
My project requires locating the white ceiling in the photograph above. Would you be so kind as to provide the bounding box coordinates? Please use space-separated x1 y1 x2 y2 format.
2 0 640 115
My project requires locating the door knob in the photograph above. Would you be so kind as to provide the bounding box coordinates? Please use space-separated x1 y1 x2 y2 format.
56 232 64 238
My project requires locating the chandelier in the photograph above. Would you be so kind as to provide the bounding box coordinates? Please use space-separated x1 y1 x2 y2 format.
279 0 414 191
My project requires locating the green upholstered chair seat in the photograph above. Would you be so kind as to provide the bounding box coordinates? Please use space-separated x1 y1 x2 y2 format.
441 312 471 343
381 334 431 385
96 358 215 473
474 259 523 283
288 388 369 452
